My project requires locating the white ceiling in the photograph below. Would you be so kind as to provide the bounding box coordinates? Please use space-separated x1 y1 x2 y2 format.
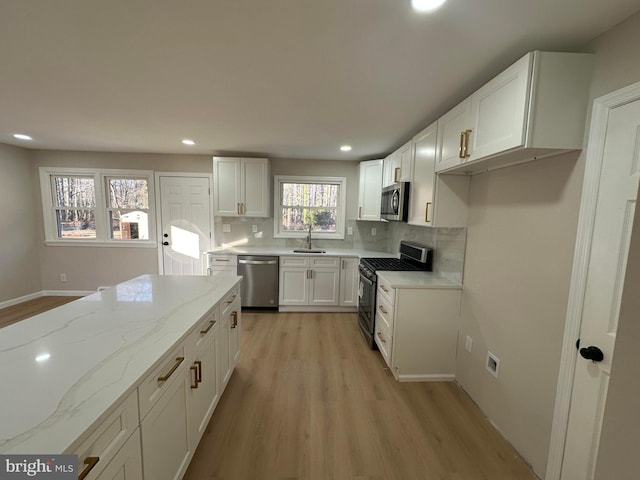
1 0 638 161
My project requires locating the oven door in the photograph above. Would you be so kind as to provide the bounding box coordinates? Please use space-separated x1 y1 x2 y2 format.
357 271 377 349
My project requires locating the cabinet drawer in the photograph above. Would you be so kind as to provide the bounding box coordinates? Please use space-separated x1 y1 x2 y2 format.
375 319 393 368
221 286 240 315
280 256 310 267
188 306 219 355
208 266 236 276
310 256 339 268
377 276 395 305
138 343 188 419
207 254 237 266
376 292 394 331
93 428 142 480
72 390 139 480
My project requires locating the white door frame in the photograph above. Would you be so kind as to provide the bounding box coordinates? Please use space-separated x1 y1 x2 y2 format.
546 80 640 480
155 172 214 275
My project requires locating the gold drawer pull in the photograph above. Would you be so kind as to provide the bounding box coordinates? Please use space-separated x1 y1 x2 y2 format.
190 365 199 389
231 311 238 329
215 259 230 262
380 285 389 293
379 305 387 314
226 294 237 304
157 357 184 382
200 320 216 335
376 332 386 343
195 360 202 383
79 457 100 480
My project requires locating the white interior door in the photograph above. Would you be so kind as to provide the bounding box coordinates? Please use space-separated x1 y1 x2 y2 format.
158 175 211 276
560 98 640 479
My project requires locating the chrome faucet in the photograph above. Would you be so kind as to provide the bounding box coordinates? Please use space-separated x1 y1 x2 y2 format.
306 224 313 250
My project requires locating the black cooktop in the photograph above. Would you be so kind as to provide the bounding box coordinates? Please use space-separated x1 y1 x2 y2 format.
360 257 428 272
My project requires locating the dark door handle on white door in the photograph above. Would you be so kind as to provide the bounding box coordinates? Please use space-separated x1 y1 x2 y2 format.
579 346 604 362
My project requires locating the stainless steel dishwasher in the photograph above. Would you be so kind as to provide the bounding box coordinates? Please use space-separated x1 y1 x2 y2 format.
236 255 279 309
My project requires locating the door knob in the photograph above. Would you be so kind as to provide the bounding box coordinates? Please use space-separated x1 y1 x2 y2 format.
162 241 169 246
579 346 604 362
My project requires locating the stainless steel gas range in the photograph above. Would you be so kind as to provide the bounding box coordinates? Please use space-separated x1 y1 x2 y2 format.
358 241 433 349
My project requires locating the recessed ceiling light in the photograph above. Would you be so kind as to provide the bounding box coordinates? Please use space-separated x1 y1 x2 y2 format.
340 145 352 152
182 139 196 145
13 133 33 141
412 0 447 13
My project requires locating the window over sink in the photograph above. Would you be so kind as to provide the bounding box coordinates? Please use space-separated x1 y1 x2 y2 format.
273 175 346 239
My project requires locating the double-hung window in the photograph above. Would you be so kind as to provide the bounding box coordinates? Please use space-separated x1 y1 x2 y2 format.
40 167 155 246
273 175 346 239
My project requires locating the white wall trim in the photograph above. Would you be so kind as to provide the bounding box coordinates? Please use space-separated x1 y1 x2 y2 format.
40 290 94 297
546 80 640 480
397 374 455 382
0 290 92 309
0 291 44 309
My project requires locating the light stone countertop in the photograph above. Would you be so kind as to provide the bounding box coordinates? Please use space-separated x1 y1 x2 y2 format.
0 274 241 454
376 271 462 289
206 247 397 258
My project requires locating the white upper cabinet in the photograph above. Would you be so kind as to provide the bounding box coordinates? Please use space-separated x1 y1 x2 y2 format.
409 122 470 227
213 157 270 217
357 159 383 221
435 51 593 174
382 141 413 186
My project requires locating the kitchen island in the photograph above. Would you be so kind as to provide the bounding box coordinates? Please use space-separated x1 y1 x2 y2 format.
0 274 242 480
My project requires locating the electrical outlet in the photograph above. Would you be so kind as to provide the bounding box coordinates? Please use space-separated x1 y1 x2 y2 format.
371 227 377 236
252 224 258 233
347 226 353 235
465 336 473 352
59 273 67 282
486 351 500 378
222 224 231 233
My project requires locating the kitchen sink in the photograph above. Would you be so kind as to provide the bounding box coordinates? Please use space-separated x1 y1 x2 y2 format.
292 249 326 254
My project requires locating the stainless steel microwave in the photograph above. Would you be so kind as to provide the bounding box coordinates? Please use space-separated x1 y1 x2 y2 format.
381 182 410 221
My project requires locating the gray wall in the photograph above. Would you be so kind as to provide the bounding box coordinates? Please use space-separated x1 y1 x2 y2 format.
31 150 211 291
454 10 640 478
0 144 42 302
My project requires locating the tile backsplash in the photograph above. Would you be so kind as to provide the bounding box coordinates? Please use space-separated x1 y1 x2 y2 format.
213 217 466 284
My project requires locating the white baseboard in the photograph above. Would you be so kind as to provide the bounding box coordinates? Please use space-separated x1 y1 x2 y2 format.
278 306 358 313
0 290 94 309
396 373 456 382
0 291 44 310
41 290 94 297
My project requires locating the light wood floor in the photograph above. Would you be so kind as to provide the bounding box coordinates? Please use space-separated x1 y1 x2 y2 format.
0 296 81 329
184 312 537 480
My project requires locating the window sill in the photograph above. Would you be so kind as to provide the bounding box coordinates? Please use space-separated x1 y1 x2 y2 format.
44 240 158 248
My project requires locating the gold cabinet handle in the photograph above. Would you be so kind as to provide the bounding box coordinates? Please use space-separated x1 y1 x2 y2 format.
376 332 386 343
459 131 465 159
231 311 238 329
200 320 216 335
358 206 362 219
463 129 472 158
394 167 400 182
79 457 100 480
157 357 185 382
379 305 387 314
215 259 231 262
195 360 202 383
380 285 389 293
190 365 199 389
425 202 432 223
237 203 240 215
225 293 237 304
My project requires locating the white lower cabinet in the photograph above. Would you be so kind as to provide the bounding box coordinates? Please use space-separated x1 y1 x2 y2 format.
140 364 191 480
95 429 143 480
339 257 359 307
279 256 340 307
375 274 461 381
